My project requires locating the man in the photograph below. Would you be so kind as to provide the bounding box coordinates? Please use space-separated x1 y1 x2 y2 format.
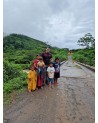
41 48 52 85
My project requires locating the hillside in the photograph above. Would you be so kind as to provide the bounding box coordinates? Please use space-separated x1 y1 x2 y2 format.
3 34 68 102
3 34 50 51
4 34 68 64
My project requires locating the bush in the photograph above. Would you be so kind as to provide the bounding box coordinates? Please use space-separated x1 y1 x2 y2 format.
3 60 22 82
19 64 31 69
72 48 95 66
3 72 27 94
52 49 68 61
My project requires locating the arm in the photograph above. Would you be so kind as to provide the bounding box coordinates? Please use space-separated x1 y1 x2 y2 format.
37 62 40 67
34 60 39 69
48 73 50 78
53 68 55 73
34 62 38 69
47 68 50 78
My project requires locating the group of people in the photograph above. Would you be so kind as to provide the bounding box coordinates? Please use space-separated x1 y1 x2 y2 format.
27 48 60 92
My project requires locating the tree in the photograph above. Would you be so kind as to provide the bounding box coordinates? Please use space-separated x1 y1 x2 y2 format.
77 33 95 48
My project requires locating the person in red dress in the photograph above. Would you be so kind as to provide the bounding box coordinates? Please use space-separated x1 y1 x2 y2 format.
31 54 40 70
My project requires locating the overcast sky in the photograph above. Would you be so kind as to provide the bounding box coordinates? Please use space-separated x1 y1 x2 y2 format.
3 0 95 49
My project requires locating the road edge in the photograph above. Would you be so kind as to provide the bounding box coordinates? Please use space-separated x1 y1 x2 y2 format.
76 62 95 72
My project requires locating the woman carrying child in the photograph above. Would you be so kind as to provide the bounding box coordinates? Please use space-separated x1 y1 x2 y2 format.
37 57 45 88
31 54 40 70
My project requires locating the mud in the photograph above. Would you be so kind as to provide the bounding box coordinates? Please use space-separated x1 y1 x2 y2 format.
4 56 95 123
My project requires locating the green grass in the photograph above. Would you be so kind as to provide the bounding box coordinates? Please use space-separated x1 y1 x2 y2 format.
4 71 27 93
3 72 27 104
72 48 95 66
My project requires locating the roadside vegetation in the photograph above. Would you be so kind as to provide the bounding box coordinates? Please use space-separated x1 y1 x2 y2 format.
72 33 95 66
72 48 95 66
3 34 68 103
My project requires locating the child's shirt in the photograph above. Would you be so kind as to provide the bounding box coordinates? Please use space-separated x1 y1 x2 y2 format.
54 62 60 73
47 67 55 78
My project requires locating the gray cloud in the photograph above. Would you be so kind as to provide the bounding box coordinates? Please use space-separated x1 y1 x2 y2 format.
3 0 95 49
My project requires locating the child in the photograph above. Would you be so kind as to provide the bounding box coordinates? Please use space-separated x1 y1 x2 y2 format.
28 65 37 92
54 58 60 85
37 57 45 88
47 62 55 89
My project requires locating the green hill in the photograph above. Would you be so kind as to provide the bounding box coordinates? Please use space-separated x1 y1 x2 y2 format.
3 34 68 100
3 34 50 51
4 34 52 65
4 34 68 65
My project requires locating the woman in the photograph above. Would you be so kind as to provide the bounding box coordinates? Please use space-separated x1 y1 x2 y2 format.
37 57 45 88
41 48 52 85
31 54 40 70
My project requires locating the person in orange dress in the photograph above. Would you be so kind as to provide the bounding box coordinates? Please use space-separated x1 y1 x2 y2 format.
28 65 37 92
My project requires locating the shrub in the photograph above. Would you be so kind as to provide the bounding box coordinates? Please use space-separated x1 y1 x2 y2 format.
3 60 22 82
72 48 95 66
3 72 27 94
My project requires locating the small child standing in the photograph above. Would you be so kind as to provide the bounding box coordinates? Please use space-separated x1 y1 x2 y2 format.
47 62 55 89
28 66 37 92
54 58 60 85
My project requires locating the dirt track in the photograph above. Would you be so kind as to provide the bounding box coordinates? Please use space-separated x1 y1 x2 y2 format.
4 56 95 123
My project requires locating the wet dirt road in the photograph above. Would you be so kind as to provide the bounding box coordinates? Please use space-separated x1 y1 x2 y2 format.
4 56 95 123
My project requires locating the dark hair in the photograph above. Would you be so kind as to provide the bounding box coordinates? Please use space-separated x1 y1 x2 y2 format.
36 54 39 57
55 57 59 61
30 65 34 70
39 57 43 60
49 62 53 65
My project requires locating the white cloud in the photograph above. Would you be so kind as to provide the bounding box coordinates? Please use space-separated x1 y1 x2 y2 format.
3 0 95 49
